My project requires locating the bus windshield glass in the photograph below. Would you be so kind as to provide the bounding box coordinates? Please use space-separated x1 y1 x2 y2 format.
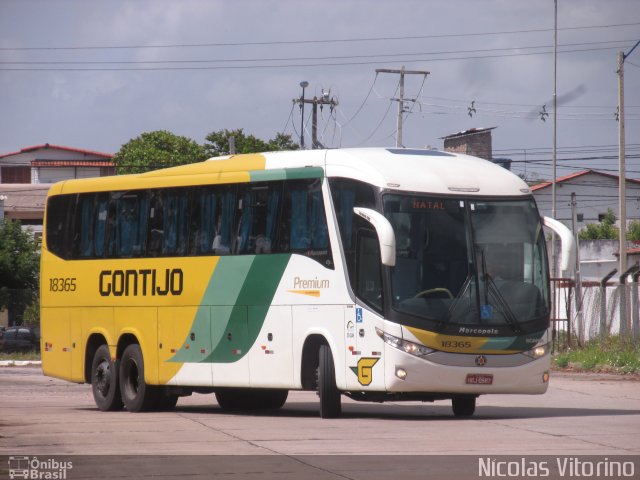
383 195 549 328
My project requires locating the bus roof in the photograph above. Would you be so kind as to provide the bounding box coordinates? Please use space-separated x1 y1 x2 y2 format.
261 148 530 196
48 148 530 197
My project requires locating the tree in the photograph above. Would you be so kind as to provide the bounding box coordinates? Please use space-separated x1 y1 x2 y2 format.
578 209 619 240
0 220 40 325
204 129 299 158
113 130 207 174
627 220 640 242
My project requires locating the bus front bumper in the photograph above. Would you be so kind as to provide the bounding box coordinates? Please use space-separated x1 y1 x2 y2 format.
383 346 551 395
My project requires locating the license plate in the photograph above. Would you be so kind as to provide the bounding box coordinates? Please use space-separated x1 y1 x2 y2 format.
466 374 493 385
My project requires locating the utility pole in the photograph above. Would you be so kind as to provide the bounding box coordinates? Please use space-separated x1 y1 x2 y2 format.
571 192 583 343
551 0 558 279
617 39 640 275
293 89 338 149
298 81 309 149
375 66 429 148
616 39 640 333
618 50 627 276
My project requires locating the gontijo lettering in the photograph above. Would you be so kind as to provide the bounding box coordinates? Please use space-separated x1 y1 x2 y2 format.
99 268 183 296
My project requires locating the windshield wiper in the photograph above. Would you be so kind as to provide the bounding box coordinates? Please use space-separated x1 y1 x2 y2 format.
477 247 521 332
485 273 521 333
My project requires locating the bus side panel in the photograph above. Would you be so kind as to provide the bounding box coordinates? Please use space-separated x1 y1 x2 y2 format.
248 305 294 388
41 307 72 381
159 306 212 386
292 305 346 390
76 307 114 383
115 307 159 385
210 306 250 386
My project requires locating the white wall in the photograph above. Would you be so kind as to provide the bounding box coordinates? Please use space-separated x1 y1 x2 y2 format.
534 172 640 229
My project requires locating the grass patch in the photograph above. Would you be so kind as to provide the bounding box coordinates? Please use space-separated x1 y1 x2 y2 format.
553 336 640 374
0 350 40 361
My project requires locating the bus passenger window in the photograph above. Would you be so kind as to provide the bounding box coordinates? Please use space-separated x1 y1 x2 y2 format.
147 192 164 256
94 197 108 257
281 178 333 268
162 190 188 256
236 183 281 255
108 192 149 258
78 195 95 258
190 188 217 254
215 188 236 255
45 194 75 259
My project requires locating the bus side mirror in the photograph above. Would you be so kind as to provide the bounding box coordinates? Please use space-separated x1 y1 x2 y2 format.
543 216 576 274
353 207 396 267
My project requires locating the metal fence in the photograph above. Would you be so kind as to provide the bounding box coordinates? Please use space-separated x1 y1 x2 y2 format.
551 275 640 350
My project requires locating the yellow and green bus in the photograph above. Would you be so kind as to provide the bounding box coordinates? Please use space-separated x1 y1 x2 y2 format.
41 148 574 417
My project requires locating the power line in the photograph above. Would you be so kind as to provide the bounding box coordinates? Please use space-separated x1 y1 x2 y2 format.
0 45 634 72
1 39 633 66
2 22 638 51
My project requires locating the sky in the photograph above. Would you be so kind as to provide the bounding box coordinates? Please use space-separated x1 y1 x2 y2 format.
0 0 639 181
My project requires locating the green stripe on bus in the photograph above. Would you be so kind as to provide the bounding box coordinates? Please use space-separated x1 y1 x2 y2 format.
249 167 324 183
206 254 290 363
170 254 291 364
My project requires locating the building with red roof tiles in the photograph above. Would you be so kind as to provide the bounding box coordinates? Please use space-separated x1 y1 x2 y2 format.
531 169 640 229
0 143 115 233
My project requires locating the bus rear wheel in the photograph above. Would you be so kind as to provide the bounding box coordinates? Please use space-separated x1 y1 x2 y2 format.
452 395 476 417
91 344 124 411
119 343 159 412
318 344 341 419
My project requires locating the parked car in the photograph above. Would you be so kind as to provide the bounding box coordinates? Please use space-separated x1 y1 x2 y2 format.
0 326 40 353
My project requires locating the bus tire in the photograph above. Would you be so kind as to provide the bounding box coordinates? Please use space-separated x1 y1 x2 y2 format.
452 396 476 417
318 344 341 418
119 343 159 412
91 344 124 412
261 389 288 409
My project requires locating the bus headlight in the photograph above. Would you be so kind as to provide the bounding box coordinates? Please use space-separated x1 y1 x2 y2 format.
522 343 549 359
376 328 434 357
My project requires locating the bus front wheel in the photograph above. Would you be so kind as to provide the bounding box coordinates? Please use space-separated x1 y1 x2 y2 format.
91 344 124 411
318 344 341 419
119 343 159 412
452 395 476 417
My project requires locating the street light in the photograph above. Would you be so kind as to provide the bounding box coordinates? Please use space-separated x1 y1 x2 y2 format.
299 81 309 149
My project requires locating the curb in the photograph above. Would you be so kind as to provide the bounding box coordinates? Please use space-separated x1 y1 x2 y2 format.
0 360 42 367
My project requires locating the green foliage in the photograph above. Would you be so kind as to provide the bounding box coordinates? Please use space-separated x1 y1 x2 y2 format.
553 336 640 373
578 208 619 240
0 220 39 322
22 297 40 327
204 129 299 158
113 130 207 174
0 350 40 361
627 220 640 242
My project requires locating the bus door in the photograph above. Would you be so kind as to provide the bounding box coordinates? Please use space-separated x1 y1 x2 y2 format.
344 228 386 390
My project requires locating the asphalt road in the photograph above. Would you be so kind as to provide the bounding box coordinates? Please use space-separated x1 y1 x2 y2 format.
0 366 638 479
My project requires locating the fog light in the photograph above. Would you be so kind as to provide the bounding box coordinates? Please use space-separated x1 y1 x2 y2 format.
396 368 407 380
542 371 550 383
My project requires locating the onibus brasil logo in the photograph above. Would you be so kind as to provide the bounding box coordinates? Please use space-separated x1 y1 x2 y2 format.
8 456 73 479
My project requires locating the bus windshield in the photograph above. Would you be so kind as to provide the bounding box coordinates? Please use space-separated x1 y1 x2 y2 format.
383 195 549 329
